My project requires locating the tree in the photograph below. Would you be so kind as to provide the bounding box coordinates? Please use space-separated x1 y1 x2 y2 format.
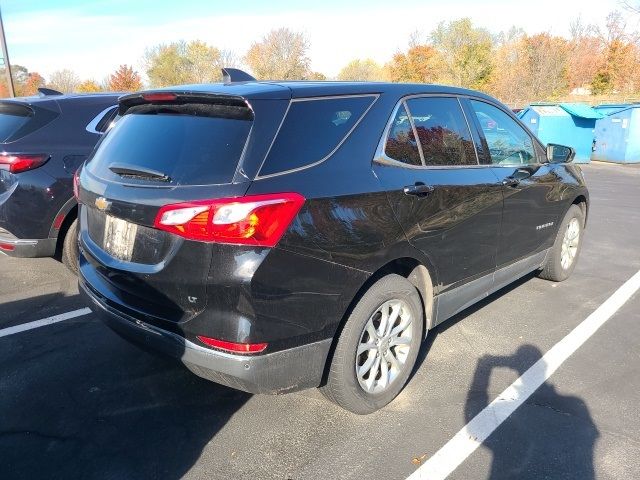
385 45 444 83
622 1 639 13
487 31 569 102
48 69 80 93
18 72 45 96
144 40 235 87
591 11 640 94
430 18 493 89
307 71 327 80
77 80 103 93
486 28 529 103
0 65 45 97
567 18 602 92
338 59 384 81
245 28 311 80
590 72 612 95
108 64 142 91
523 33 569 99
145 42 189 86
144 40 238 87
11 65 30 86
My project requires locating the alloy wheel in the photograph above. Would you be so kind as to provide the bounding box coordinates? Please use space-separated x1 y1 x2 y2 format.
561 217 580 270
355 299 413 394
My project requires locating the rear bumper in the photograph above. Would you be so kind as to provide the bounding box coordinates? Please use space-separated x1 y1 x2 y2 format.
79 276 332 394
0 229 56 257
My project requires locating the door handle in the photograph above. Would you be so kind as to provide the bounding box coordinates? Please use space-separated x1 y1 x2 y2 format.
403 183 434 197
502 176 520 187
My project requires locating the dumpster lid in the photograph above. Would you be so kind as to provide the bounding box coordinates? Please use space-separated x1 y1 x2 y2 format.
595 103 631 109
559 103 605 119
597 103 640 115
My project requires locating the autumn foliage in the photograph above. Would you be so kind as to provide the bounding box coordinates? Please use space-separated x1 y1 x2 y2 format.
108 64 142 92
386 46 444 84
0 11 638 105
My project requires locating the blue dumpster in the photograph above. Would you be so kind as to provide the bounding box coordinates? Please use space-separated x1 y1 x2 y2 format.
592 104 640 164
518 103 604 163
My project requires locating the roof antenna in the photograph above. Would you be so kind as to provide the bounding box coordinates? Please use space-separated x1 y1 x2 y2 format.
222 68 256 84
38 87 64 96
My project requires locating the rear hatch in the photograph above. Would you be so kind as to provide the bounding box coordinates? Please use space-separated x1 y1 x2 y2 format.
79 92 258 324
0 100 59 215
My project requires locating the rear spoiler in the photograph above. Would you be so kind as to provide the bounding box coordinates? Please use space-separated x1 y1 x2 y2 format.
38 87 64 96
117 91 253 120
119 68 259 116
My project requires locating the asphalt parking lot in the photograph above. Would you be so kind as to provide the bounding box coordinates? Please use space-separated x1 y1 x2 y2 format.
1 162 639 480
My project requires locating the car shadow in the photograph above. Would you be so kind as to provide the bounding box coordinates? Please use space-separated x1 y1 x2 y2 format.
0 292 251 480
464 345 598 479
0 291 84 329
411 271 539 378
405 271 598 479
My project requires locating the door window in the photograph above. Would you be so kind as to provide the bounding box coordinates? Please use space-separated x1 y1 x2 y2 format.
405 97 477 166
470 100 536 166
384 104 421 166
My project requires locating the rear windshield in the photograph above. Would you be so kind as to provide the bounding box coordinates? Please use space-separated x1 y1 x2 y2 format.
0 103 33 142
259 95 376 177
88 112 252 185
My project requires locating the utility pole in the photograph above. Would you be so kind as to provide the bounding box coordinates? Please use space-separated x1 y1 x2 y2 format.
0 5 15 97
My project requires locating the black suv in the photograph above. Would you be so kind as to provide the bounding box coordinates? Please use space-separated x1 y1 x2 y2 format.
0 91 119 272
78 73 588 414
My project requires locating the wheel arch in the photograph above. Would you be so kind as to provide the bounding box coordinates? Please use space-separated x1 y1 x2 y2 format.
572 194 588 227
53 202 78 256
320 255 436 386
356 257 436 334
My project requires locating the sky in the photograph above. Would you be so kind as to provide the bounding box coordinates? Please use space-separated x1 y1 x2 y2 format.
0 0 629 82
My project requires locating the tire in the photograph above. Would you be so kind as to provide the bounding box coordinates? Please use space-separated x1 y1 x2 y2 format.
538 204 584 282
321 274 424 414
61 219 79 276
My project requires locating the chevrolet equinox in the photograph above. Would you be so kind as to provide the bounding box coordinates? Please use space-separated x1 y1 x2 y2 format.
77 70 588 414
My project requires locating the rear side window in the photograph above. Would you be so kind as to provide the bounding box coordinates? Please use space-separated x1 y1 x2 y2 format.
259 95 376 177
0 103 33 142
384 104 421 166
405 97 477 166
92 107 118 133
88 113 252 185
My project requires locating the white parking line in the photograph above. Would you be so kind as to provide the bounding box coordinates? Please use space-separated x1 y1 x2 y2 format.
0 308 91 338
408 269 640 480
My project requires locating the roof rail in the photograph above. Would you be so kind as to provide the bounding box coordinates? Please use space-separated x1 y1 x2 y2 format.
38 87 64 96
221 68 256 84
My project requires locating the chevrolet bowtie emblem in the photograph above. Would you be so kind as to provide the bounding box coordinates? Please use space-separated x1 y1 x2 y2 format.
95 197 111 211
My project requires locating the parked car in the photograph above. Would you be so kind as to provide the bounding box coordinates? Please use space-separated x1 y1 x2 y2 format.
0 90 119 273
77 71 588 414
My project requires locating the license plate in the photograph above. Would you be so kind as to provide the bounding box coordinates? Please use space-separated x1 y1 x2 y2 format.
103 214 138 261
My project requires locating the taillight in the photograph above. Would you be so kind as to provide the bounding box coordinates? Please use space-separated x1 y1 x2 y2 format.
0 154 49 174
196 335 268 354
154 192 305 247
73 167 81 200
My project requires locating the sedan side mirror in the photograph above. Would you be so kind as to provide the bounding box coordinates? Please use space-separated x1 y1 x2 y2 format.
546 144 575 164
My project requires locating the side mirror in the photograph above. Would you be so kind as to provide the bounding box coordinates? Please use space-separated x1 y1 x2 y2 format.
546 144 575 164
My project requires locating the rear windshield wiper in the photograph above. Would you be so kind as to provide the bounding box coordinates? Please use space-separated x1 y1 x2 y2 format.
109 163 171 182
